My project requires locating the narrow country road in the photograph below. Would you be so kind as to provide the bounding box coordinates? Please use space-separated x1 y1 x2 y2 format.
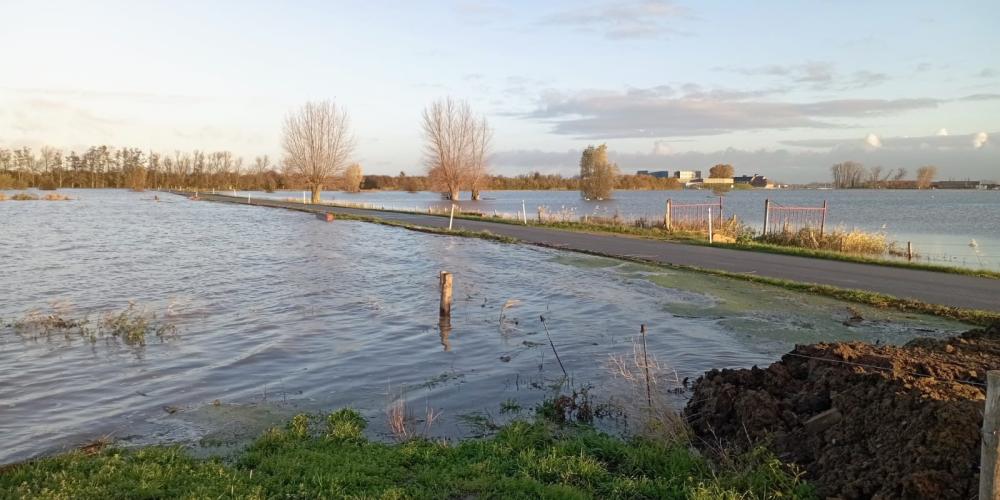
182 192 1000 312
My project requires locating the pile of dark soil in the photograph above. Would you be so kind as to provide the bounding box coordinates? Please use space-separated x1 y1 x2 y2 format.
685 324 1000 499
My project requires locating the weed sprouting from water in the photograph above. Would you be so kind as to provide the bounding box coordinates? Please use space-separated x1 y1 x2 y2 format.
3 302 178 348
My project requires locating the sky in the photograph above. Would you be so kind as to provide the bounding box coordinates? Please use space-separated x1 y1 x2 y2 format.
0 0 998 182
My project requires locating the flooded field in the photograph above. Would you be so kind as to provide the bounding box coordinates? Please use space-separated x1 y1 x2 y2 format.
0 190 970 464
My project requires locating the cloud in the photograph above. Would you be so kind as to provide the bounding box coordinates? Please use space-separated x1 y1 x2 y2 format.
977 68 997 78
782 131 996 151
974 131 989 149
539 0 689 39
491 132 1000 183
723 62 888 90
524 85 944 139
937 128 949 136
959 93 1000 101
651 140 673 155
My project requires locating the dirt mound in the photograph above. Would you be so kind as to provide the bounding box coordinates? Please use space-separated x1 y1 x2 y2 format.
685 324 1000 499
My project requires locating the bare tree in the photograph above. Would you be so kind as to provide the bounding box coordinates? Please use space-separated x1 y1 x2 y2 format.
830 161 866 188
708 164 734 179
892 167 907 181
343 163 363 192
282 100 356 203
916 165 937 189
867 166 883 188
421 97 491 200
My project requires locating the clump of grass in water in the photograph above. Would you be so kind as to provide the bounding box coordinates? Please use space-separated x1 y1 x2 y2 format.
0 408 814 499
4 303 177 346
10 192 38 201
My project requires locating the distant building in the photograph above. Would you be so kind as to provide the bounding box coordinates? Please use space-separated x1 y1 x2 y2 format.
933 180 984 189
674 170 701 181
636 170 671 178
703 177 733 185
734 174 770 188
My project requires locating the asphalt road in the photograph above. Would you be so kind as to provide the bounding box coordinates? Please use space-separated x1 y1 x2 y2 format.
187 192 1000 312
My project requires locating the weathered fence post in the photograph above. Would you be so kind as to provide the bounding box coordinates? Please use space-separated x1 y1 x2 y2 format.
708 206 714 244
665 199 672 231
763 199 771 236
820 200 828 237
448 204 456 230
538 207 542 222
980 370 1000 499
522 200 527 224
640 324 652 409
907 241 913 261
439 272 453 324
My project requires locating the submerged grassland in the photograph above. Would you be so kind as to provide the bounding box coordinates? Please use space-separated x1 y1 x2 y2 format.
0 409 813 499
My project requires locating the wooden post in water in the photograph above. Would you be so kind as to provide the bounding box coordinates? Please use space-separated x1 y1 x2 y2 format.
708 206 714 244
448 204 456 230
980 370 1000 499
907 241 913 261
522 200 527 224
820 200 828 237
640 324 652 409
763 199 771 236
665 199 672 231
439 272 453 324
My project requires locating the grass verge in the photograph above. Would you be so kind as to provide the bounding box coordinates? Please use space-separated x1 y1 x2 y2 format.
0 409 814 499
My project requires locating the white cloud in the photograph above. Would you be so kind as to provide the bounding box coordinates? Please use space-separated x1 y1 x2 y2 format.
539 0 689 39
651 140 672 155
974 131 989 149
526 85 945 139
864 133 882 148
936 128 949 136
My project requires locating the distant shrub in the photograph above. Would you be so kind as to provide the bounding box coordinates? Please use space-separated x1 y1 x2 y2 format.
43 193 71 201
0 173 29 190
11 192 38 201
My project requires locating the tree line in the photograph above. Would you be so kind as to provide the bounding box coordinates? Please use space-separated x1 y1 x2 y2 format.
830 161 937 189
0 143 679 193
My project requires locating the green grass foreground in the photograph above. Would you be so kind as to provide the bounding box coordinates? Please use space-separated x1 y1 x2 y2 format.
0 410 813 499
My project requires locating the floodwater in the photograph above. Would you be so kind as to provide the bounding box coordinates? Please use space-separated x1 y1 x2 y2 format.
0 189 971 464
247 188 1000 270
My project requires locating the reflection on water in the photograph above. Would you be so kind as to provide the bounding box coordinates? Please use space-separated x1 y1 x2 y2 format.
0 190 970 464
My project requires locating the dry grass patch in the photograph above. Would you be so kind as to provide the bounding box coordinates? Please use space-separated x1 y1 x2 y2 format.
759 226 891 255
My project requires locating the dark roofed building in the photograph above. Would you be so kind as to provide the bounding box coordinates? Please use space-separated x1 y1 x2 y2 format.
636 170 670 179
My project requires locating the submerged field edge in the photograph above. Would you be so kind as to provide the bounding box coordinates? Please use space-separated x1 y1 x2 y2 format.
181 192 998 326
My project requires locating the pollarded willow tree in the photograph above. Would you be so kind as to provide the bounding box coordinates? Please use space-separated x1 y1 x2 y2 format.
282 100 356 203
579 144 618 200
343 163 363 192
421 97 492 201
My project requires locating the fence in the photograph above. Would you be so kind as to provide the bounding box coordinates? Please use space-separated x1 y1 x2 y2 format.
763 199 828 236
665 197 724 232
